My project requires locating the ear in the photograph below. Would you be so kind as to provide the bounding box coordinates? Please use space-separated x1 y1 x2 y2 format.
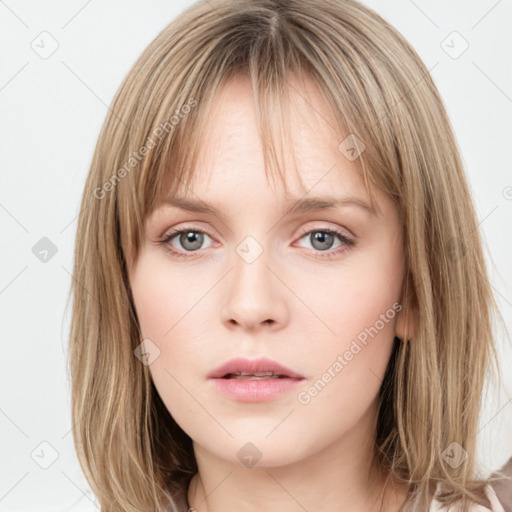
395 273 417 342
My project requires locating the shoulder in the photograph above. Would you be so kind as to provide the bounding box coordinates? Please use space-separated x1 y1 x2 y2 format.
429 484 506 512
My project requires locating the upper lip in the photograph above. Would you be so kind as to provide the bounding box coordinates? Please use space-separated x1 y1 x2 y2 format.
208 357 305 379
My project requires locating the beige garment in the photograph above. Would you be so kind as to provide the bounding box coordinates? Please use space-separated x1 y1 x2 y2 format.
429 484 506 512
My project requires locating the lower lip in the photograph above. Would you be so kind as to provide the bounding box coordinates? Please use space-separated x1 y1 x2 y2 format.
210 377 304 402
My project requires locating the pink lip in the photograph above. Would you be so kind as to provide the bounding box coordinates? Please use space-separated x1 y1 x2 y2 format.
208 357 305 403
208 357 305 379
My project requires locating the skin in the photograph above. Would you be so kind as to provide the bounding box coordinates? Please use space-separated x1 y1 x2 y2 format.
128 74 413 512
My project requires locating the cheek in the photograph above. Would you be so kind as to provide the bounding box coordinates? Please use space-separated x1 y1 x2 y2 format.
129 258 208 430
130 254 203 342
292 242 403 408
130 255 211 385
294 245 403 350
294 287 399 437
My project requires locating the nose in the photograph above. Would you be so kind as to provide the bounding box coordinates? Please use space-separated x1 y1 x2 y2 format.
220 246 288 331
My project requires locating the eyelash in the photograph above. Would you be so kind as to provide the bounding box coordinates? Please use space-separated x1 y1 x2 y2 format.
158 225 355 260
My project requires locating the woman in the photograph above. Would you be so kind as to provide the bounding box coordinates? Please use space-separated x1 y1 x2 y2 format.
68 0 510 510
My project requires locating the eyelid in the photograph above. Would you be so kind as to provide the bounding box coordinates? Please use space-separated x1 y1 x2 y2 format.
294 221 355 240
162 223 215 239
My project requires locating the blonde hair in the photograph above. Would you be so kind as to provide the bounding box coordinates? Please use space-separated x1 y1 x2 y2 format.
67 0 508 510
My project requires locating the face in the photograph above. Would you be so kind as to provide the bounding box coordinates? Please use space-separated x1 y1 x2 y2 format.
128 74 407 468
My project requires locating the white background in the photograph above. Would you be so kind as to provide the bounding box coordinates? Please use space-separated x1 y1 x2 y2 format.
1 0 511 510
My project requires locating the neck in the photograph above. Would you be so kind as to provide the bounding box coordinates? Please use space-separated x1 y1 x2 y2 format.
186 404 408 512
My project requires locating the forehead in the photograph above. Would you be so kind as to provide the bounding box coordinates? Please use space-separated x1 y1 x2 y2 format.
172 73 369 204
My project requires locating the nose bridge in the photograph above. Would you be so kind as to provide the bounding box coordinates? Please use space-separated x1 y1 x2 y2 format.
221 230 285 329
232 231 273 304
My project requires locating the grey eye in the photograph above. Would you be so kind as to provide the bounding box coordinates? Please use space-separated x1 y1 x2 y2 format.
177 231 206 251
308 231 336 251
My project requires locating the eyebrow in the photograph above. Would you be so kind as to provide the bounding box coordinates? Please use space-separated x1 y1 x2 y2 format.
161 194 376 218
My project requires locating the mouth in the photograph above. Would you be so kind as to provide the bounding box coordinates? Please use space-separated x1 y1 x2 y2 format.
208 357 305 381
208 358 305 402
221 371 291 380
